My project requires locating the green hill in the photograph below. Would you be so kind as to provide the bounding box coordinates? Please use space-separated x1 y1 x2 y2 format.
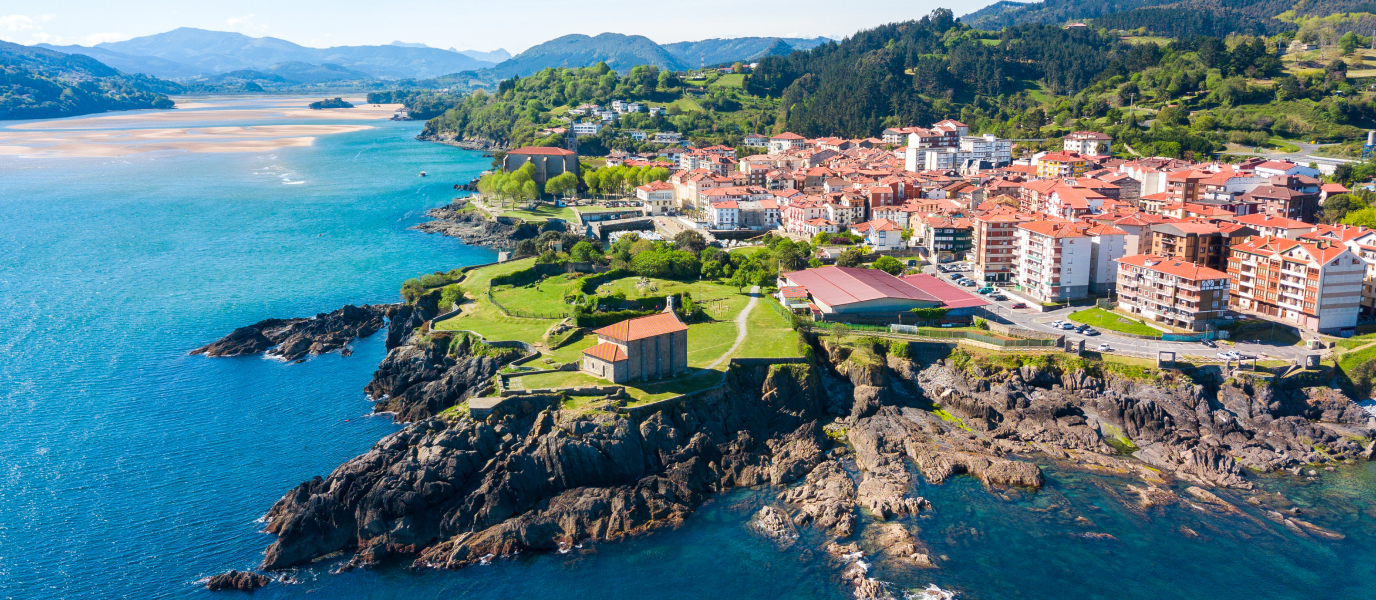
0 40 175 120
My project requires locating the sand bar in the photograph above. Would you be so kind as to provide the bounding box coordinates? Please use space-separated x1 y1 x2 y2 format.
0 97 401 157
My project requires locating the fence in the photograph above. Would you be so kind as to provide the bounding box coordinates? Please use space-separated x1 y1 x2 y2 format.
485 288 570 320
804 322 1056 348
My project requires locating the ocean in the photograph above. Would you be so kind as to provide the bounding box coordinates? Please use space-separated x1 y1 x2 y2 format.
1 99 1373 600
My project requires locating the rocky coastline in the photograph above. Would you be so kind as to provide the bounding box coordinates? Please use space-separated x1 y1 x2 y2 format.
190 304 393 361
410 203 541 250
211 319 1375 596
414 132 506 152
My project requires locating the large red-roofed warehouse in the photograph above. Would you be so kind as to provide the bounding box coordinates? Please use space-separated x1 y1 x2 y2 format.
779 266 988 322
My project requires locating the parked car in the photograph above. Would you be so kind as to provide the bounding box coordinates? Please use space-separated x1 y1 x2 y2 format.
1011 302 1027 309
1075 324 1088 332
978 287 994 295
1097 343 1112 352
1201 339 1217 348
992 295 1008 301
1083 329 1099 336
961 280 976 287
1050 320 1063 327
1060 323 1075 330
1217 351 1241 361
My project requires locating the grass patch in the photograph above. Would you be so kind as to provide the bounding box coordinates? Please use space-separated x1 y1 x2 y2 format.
435 258 560 341
709 74 745 88
490 272 583 317
516 367 724 403
1067 308 1161 337
732 300 805 360
496 204 578 223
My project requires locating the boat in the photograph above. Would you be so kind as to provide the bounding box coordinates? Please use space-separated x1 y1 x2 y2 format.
419 171 427 177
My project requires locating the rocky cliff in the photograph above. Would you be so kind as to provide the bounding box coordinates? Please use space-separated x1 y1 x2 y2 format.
249 333 1375 598
191 304 392 361
411 204 539 250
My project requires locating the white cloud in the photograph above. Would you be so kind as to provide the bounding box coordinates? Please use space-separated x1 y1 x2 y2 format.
0 15 42 31
226 14 268 34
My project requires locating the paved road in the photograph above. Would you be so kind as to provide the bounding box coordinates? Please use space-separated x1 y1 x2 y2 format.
924 262 1315 362
706 285 761 370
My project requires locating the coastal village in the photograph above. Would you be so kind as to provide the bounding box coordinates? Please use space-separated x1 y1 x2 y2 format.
400 119 1376 420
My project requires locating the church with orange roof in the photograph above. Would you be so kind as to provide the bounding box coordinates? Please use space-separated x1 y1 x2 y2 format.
581 306 688 383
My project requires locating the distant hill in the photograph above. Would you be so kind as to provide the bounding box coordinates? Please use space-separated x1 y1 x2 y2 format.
37 43 205 78
491 33 690 77
662 36 833 66
0 40 174 120
262 61 376 83
92 28 492 79
456 48 511 63
960 0 1174 29
960 0 1372 36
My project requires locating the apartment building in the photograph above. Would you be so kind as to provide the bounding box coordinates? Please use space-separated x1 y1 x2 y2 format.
1063 131 1113 156
973 210 1030 283
1226 236 1363 333
1016 220 1092 301
1034 152 1091 178
1150 221 1256 272
1085 223 1129 295
1300 224 1376 319
920 216 973 259
1115 254 1231 331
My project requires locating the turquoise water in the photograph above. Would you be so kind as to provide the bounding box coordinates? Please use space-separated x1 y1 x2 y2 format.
1 103 1374 599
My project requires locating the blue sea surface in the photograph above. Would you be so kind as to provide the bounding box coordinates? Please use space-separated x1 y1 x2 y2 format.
1 101 1374 600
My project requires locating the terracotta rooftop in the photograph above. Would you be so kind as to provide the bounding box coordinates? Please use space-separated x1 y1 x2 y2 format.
1117 254 1230 281
508 146 576 156
592 312 687 342
583 342 629 362
782 266 940 307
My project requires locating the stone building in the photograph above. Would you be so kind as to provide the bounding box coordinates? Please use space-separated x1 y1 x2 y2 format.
502 146 578 186
582 310 688 383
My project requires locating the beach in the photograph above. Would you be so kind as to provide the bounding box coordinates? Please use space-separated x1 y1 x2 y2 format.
0 97 401 157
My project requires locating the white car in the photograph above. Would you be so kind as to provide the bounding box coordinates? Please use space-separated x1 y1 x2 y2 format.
1050 320 1063 327
1097 344 1111 352
1217 351 1241 361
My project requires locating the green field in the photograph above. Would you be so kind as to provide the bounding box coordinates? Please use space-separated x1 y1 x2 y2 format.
434 258 560 342
490 272 582 318
733 301 804 359
710 74 745 88
496 204 578 223
1067 308 1162 337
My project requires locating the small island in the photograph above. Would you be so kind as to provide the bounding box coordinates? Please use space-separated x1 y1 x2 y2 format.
307 97 354 110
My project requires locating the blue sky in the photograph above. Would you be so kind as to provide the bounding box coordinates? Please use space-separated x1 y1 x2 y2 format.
0 0 999 53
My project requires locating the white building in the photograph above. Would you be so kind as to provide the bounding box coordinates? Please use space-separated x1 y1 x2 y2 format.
906 133 1012 171
1016 220 1092 301
636 181 676 215
653 131 682 144
1063 131 1113 156
851 219 906 252
1085 223 1129 295
572 122 603 137
769 132 806 154
708 200 740 228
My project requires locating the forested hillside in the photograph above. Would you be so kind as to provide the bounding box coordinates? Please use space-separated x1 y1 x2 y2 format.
398 8 1376 159
0 41 175 120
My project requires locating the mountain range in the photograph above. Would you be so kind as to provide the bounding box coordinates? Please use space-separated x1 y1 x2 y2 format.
0 39 173 120
28 27 835 84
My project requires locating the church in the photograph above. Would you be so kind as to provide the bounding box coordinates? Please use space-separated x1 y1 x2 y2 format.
582 307 688 383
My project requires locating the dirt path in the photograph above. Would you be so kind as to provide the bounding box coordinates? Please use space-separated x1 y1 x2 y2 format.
706 285 760 370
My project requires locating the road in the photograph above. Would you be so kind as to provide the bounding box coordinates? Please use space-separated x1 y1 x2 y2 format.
706 285 760 370
925 262 1315 362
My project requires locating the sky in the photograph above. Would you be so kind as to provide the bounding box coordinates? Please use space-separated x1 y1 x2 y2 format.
0 0 1002 53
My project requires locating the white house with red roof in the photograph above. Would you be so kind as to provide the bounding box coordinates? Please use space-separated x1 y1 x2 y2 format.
850 219 907 252
769 132 807 154
636 180 675 215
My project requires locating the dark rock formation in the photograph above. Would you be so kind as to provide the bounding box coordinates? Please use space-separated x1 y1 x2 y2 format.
412 204 540 250
192 304 391 361
259 363 827 570
205 570 269 592
366 333 508 422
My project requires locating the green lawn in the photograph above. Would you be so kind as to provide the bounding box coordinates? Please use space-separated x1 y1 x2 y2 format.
496 204 578 223
593 277 742 305
669 97 704 113
1067 308 1162 337
435 258 560 342
733 301 804 359
490 272 583 318
710 74 745 88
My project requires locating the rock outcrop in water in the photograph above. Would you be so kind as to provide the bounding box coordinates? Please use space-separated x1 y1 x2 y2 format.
411 203 539 250
250 330 1374 597
191 304 392 361
260 363 828 570
205 570 269 591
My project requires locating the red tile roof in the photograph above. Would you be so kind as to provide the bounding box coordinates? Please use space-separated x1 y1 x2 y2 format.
782 266 939 307
508 146 576 156
899 274 991 309
592 312 687 342
1117 254 1229 281
583 342 629 362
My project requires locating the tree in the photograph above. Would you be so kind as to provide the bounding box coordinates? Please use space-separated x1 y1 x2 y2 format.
836 247 865 268
570 240 600 263
673 230 707 254
1320 194 1366 224
909 307 949 326
729 267 752 292
872 255 904 275
1341 31 1360 56
545 171 579 198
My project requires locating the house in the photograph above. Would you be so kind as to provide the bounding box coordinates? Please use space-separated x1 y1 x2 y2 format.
920 216 973 259
582 310 688 383
1230 214 1315 239
649 106 666 116
501 146 578 186
708 200 740 228
636 181 676 215
572 122 604 137
1116 254 1231 331
1035 152 1091 178
1227 236 1363 333
653 131 683 144
744 133 770 148
769 132 807 154
851 219 907 252
1063 131 1113 156
628 130 647 141
800 218 839 236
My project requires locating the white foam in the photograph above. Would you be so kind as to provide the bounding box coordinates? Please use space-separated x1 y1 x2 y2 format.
905 584 956 600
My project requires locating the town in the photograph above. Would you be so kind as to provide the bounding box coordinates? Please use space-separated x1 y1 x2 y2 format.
482 120 1367 360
